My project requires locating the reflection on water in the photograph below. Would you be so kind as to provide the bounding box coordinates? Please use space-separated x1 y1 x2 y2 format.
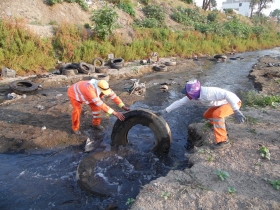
0 48 279 209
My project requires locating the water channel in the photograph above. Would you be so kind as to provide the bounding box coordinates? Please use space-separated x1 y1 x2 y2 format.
0 48 279 210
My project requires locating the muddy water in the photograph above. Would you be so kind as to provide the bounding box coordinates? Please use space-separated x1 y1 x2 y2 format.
0 48 279 210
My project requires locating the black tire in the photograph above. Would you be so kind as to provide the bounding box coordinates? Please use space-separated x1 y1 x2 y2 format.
63 69 77 76
165 61 176 66
78 62 93 74
76 151 118 197
9 80 39 95
95 66 109 74
97 74 109 81
153 65 168 72
214 54 227 59
111 108 172 155
59 63 79 74
92 57 104 67
110 58 124 69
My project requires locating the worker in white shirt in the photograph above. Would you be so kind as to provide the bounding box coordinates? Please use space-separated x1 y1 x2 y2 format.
156 79 246 150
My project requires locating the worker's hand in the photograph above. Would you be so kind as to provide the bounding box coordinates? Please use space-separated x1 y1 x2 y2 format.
234 110 246 123
122 105 130 111
154 109 166 116
114 111 125 121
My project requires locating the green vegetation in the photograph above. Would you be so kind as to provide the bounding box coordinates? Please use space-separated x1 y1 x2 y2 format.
125 198 135 205
214 169 229 181
228 186 237 194
47 0 89 11
259 145 271 160
0 19 55 75
90 5 118 40
241 91 280 108
1 2 280 75
161 191 170 200
264 178 280 190
118 1 135 17
268 179 280 190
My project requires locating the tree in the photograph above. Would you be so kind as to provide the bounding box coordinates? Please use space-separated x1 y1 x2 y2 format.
249 0 274 17
257 0 274 16
270 9 280 23
249 0 259 18
202 0 217 11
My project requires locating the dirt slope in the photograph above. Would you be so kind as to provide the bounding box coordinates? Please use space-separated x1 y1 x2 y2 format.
0 0 91 25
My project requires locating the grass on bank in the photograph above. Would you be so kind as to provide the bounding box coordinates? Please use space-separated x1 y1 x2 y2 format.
241 91 280 108
1 3 280 75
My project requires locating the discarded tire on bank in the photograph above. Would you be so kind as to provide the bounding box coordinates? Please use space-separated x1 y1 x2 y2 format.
165 61 177 66
9 80 39 95
92 57 104 67
78 62 93 74
63 69 77 76
76 151 118 197
59 63 79 74
153 65 168 72
110 58 124 69
111 108 172 155
214 54 227 60
95 66 109 74
93 73 109 82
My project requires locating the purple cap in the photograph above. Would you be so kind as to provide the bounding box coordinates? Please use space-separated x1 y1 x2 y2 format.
181 79 201 100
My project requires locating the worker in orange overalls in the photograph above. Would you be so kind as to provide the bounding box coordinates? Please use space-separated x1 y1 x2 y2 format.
156 79 246 150
67 79 130 134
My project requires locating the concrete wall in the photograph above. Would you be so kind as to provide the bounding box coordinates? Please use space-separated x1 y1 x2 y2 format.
222 0 251 17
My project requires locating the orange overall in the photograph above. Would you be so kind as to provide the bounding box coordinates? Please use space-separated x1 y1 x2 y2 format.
67 80 124 131
203 101 241 143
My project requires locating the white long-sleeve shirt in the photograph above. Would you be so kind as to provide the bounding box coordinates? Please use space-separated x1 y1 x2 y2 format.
165 86 241 113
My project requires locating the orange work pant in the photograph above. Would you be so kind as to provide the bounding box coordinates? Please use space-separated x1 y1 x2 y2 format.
69 97 102 131
203 102 241 143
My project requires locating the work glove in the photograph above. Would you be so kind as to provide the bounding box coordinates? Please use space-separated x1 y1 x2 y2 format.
155 109 166 116
234 110 246 123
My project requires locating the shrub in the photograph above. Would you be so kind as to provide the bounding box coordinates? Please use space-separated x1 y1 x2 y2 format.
118 2 135 17
139 0 150 5
181 0 193 3
207 11 219 22
224 8 234 15
143 5 165 26
134 18 160 28
46 0 88 11
0 19 55 74
90 5 118 40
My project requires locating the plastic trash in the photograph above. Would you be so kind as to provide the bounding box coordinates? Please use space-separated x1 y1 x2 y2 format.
1 66 16 78
7 93 18 100
84 138 95 152
34 105 45 110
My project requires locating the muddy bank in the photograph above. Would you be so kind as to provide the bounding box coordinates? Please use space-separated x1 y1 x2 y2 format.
0 55 279 210
249 55 280 95
130 55 280 209
0 58 199 153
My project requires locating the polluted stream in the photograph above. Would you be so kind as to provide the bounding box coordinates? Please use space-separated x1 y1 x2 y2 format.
0 48 279 210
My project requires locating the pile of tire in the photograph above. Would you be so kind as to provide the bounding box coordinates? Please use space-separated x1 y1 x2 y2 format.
91 57 110 81
59 62 94 75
